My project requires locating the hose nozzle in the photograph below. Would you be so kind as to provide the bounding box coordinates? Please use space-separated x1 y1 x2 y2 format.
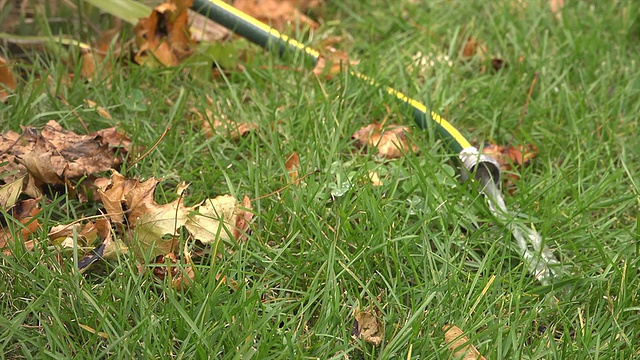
459 147 501 187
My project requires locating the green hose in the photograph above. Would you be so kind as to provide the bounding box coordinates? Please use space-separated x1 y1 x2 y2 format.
191 0 501 184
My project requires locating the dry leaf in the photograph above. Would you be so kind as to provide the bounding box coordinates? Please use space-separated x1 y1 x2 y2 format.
367 171 383 187
0 120 131 196
124 177 190 258
353 308 384 346
95 171 252 258
185 194 253 244
233 0 319 32
312 38 359 78
443 324 486 360
0 176 24 210
84 99 113 119
461 36 487 60
460 36 505 72
0 198 41 252
135 0 195 67
483 143 537 192
0 55 17 102
285 152 300 184
352 123 418 159
550 0 564 18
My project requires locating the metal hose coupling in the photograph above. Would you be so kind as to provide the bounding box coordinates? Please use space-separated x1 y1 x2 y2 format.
459 147 501 187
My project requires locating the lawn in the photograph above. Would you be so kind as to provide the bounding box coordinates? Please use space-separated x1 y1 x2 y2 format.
1 0 639 358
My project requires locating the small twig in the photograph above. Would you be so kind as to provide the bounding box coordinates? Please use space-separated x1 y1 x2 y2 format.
251 169 319 201
128 126 171 167
519 71 539 130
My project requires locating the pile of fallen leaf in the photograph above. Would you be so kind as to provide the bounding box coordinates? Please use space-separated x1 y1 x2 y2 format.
0 121 252 291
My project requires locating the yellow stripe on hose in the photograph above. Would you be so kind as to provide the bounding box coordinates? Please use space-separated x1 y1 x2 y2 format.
207 0 320 59
354 72 472 149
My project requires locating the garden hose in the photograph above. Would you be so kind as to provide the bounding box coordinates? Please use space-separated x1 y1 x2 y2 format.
191 0 501 186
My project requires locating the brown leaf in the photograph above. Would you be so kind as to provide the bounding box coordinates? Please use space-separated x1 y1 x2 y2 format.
352 123 418 159
0 55 17 102
0 120 131 195
124 177 191 258
461 36 487 60
550 0 564 18
95 170 139 224
135 0 195 67
353 308 384 346
0 199 41 252
443 324 486 360
285 152 300 184
233 0 319 32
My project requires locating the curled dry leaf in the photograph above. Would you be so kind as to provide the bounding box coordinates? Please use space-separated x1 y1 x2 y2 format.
352 122 419 159
233 0 319 32
0 199 41 253
95 171 252 258
352 308 384 346
0 55 17 102
0 120 131 197
135 0 195 67
84 99 113 120
443 324 487 360
285 151 300 184
483 143 537 192
367 171 383 187
185 194 253 244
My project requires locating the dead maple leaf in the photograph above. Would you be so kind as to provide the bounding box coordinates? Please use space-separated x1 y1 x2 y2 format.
443 324 487 360
285 151 300 184
185 194 253 244
353 307 384 346
352 122 418 159
482 143 537 193
124 177 190 258
233 0 319 32
0 120 131 197
135 0 195 67
0 55 17 102
94 170 139 224
95 171 252 258
0 198 41 253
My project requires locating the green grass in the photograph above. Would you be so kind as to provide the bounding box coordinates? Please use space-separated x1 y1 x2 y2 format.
1 0 639 358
